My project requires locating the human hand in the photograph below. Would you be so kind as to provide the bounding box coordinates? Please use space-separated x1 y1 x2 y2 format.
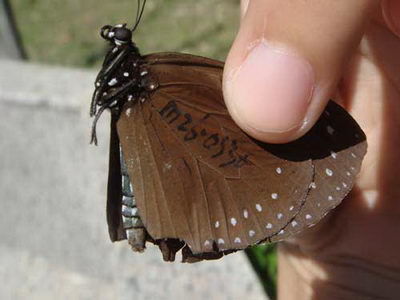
223 1 400 299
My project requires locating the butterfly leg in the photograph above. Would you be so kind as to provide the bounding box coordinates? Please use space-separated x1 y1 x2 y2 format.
120 149 147 252
157 239 185 262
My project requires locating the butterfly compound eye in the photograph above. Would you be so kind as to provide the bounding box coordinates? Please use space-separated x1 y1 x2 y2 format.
100 25 113 40
114 27 132 43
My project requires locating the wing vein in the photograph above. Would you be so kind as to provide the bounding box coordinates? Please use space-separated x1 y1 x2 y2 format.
194 159 214 243
141 107 177 238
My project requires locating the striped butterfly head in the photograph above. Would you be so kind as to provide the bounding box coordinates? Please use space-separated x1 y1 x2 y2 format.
100 24 134 46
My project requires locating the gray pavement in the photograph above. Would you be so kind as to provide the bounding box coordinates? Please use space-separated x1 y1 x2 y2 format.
0 59 266 300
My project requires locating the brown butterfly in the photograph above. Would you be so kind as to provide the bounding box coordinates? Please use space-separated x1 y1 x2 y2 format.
90 18 366 262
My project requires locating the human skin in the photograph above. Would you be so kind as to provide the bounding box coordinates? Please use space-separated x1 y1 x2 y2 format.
223 1 400 299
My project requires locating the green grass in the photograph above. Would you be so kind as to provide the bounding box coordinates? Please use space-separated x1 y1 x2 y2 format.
11 0 240 67
246 244 278 299
10 1 278 298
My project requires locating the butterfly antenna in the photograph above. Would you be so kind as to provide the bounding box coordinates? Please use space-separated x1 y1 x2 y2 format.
132 0 146 32
134 0 141 25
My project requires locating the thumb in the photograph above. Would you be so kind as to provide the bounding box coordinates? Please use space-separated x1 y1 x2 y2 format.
223 0 377 143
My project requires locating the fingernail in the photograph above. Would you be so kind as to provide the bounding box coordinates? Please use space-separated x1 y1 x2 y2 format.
227 41 315 133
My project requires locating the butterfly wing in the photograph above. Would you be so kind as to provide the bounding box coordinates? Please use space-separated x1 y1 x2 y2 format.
270 101 367 241
117 53 314 254
107 111 127 242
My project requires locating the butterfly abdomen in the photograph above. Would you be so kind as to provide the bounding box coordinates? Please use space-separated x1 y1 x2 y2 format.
120 149 147 252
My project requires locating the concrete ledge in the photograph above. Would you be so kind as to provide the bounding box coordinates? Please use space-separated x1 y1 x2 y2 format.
0 60 266 300
0 59 94 109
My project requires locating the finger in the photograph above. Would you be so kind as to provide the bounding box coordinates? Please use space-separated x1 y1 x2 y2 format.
240 0 249 19
223 0 378 143
382 0 400 37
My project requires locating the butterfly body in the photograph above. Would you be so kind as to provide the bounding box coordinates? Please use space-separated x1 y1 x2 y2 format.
91 24 367 262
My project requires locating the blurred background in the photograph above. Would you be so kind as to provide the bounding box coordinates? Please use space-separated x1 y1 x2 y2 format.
0 0 276 299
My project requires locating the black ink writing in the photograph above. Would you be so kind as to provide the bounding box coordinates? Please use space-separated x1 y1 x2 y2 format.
177 113 192 131
159 100 181 124
203 134 219 149
158 100 250 169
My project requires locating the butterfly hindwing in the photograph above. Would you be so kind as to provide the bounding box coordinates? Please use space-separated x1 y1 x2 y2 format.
270 101 367 241
107 111 127 242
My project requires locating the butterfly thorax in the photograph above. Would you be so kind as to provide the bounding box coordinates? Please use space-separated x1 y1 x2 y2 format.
90 24 158 145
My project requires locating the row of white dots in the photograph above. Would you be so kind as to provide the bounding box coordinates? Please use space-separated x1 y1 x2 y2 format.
208 158 362 248
208 210 307 247
216 209 285 228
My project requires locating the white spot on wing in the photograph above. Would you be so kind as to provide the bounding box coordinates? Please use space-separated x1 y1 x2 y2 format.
243 209 249 219
342 182 348 188
230 218 237 226
125 108 131 117
328 195 333 201
327 125 334 135
305 214 312 220
108 78 118 86
234 237 241 244
276 167 282 174
204 240 211 247
291 220 298 227
289 206 294 211
277 213 283 220
255 204 262 212
326 168 333 176
217 238 225 245
310 182 317 189
331 151 337 159
215 221 220 228
266 223 273 229
351 152 357 158
271 193 278 200
123 72 129 77
249 230 255 237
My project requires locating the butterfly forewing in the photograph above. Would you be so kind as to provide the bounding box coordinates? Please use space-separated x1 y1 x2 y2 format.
117 53 314 254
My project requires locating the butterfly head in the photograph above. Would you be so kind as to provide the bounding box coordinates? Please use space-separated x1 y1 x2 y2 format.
101 24 133 46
